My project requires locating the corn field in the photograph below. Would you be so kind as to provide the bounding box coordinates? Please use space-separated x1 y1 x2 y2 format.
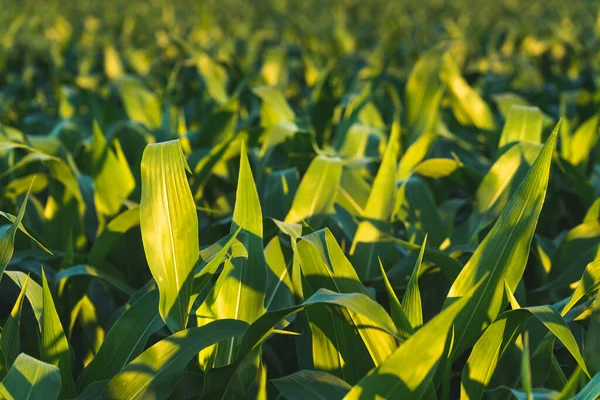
1 1 600 399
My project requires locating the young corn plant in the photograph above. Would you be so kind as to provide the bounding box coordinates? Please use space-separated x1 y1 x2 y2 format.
1 2 600 399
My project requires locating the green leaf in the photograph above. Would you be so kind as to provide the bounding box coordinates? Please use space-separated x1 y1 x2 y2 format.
201 289 399 399
378 260 413 341
561 260 600 315
443 53 496 131
191 135 235 199
4 271 43 327
193 53 229 104
0 276 28 378
404 47 444 139
461 305 590 399
568 114 600 167
0 211 52 255
140 139 199 332
573 372 600 400
395 177 444 246
445 124 558 358
345 275 482 399
79 290 164 389
41 268 76 399
0 353 61 400
88 206 140 265
197 142 267 369
271 370 351 400
100 319 248 400
453 142 542 244
116 76 162 129
192 228 242 298
397 131 436 181
0 187 31 279
402 235 426 329
385 234 462 280
298 229 398 368
498 105 543 149
262 168 300 220
541 221 600 291
253 86 295 124
264 235 294 313
521 333 534 400
350 118 400 280
585 291 600 375
54 264 134 297
92 121 135 216
412 158 464 179
285 155 343 226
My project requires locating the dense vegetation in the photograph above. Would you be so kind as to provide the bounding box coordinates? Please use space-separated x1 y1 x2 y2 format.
1 1 600 399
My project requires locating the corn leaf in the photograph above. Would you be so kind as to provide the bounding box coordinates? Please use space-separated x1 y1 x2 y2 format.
0 353 61 400
100 319 248 400
271 370 351 400
445 124 558 358
140 139 199 332
41 268 76 399
0 276 28 379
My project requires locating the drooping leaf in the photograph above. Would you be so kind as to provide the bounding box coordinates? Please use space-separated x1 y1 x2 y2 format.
201 289 399 399
100 319 248 400
298 229 398 371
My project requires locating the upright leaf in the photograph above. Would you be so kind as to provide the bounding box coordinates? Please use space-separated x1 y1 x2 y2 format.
379 261 413 341
41 269 76 399
101 319 248 400
0 276 28 378
92 121 135 216
498 105 543 149
201 289 399 399
402 236 426 329
140 139 199 332
0 187 30 279
585 292 600 375
285 155 343 226
345 277 481 399
197 142 267 369
445 124 558 358
350 120 400 280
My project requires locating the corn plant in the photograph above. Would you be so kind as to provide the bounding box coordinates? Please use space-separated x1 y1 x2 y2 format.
1 1 600 399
